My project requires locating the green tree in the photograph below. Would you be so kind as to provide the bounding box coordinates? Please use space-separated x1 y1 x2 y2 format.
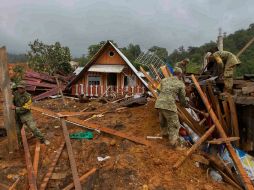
27 39 72 75
87 40 118 59
149 46 168 62
12 65 25 83
121 43 141 63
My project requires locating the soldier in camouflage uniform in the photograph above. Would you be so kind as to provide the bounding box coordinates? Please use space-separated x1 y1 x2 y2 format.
174 58 190 74
155 67 187 148
11 81 49 145
209 50 241 93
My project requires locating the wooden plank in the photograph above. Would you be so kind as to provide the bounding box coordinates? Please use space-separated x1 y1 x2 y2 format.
31 106 151 146
140 66 159 89
39 141 65 190
58 117 82 190
67 116 151 146
21 127 37 190
202 153 242 188
227 95 240 147
222 100 231 128
9 177 20 190
237 36 254 57
150 64 161 82
214 95 229 134
0 47 18 152
33 87 59 101
208 137 240 145
62 168 97 190
58 111 98 117
173 125 215 169
33 141 41 177
191 74 254 190
160 65 171 78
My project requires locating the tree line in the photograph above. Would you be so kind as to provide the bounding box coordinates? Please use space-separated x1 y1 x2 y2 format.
9 23 254 77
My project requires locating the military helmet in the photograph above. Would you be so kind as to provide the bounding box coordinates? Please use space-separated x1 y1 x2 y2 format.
16 81 26 88
183 58 190 63
174 67 182 74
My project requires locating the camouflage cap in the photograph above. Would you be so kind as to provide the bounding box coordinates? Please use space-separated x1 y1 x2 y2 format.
174 67 182 74
16 81 26 88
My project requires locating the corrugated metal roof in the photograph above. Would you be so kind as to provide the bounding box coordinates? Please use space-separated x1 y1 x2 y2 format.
88 64 125 73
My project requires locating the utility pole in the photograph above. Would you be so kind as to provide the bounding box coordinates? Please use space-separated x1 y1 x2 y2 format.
0 46 19 153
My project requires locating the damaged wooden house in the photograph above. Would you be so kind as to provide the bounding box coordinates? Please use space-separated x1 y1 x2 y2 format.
69 41 147 97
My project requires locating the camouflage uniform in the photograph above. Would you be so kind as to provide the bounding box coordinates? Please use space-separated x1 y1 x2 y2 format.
13 91 45 144
175 61 186 74
155 76 187 146
212 51 241 92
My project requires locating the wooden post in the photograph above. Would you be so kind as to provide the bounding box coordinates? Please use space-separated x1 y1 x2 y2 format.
21 127 37 190
227 95 240 146
191 75 254 190
173 125 215 169
59 116 82 190
55 77 66 105
0 47 18 152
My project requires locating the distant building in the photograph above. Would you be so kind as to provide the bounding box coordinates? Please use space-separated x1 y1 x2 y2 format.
70 61 79 69
69 41 147 97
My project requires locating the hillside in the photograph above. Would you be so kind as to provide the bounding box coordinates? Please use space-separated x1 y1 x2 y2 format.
168 23 254 76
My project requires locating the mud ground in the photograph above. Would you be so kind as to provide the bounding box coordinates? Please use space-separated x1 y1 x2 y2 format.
0 98 236 189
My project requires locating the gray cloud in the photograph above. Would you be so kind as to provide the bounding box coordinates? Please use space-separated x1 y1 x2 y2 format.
0 0 253 57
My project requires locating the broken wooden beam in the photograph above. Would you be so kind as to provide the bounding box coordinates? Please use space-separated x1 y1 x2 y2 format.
58 116 82 190
62 168 97 190
39 141 65 190
191 74 254 190
31 106 151 146
0 47 18 152
173 125 215 169
160 65 171 77
21 127 38 190
227 95 240 146
33 141 41 177
140 66 159 89
208 137 240 145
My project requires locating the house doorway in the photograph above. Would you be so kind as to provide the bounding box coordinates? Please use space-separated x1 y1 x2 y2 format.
107 73 117 86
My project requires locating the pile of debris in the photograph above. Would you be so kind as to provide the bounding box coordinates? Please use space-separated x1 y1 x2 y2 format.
139 65 254 190
23 71 73 101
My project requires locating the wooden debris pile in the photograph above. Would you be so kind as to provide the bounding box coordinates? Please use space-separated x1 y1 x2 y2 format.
22 71 72 101
139 65 254 190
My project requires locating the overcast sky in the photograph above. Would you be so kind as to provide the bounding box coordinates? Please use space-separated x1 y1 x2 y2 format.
0 0 253 57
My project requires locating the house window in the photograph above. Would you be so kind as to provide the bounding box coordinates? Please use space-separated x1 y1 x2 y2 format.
109 51 115 57
88 76 101 85
123 75 136 87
